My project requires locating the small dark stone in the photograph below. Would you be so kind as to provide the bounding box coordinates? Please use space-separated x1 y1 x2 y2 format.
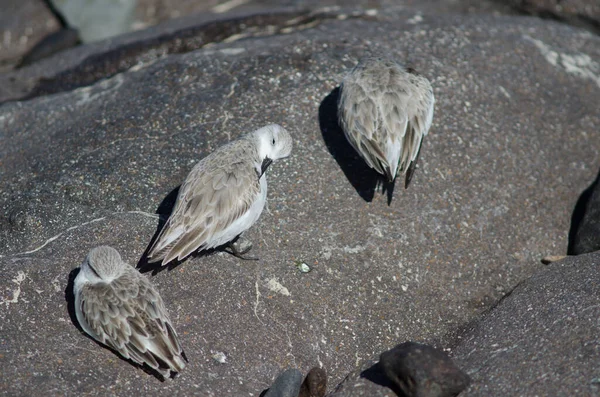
299 367 327 397
263 368 303 397
379 342 470 397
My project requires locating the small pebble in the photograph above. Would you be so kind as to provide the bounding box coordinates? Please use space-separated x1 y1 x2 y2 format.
296 261 311 273
298 367 327 397
379 341 470 397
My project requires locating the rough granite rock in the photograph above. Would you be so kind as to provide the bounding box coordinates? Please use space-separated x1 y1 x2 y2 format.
451 252 600 396
0 1 520 104
0 0 61 72
0 0 514 72
498 0 600 33
0 4 599 396
327 359 396 396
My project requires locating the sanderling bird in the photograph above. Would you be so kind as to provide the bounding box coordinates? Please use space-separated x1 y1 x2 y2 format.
338 56 435 187
148 124 293 265
74 246 186 379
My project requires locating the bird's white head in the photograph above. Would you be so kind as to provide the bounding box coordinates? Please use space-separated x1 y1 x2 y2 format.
252 124 293 176
254 124 293 160
80 246 124 283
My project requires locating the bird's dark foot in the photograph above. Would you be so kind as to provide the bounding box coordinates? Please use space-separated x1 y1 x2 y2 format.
227 238 258 261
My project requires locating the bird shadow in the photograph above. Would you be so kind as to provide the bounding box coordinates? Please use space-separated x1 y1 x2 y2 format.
360 361 405 397
318 86 395 204
567 166 600 255
64 268 175 381
65 268 83 333
137 185 187 275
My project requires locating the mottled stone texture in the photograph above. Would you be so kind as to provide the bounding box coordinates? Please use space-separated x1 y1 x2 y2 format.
452 252 600 396
0 3 599 396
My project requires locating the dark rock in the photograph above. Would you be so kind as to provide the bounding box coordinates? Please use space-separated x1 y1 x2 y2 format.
132 0 517 30
0 0 520 104
0 3 599 396
0 0 61 72
18 28 81 67
568 167 600 255
0 8 329 103
451 252 600 396
263 368 303 397
299 367 327 397
379 342 470 397
499 0 600 34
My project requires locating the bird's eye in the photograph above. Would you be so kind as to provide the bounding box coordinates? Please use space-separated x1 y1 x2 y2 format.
272 138 275 145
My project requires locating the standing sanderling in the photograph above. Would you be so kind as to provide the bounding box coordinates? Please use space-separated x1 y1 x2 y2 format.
73 246 186 379
148 124 293 265
338 56 435 187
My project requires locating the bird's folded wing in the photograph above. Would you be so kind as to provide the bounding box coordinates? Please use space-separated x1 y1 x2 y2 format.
339 82 389 175
148 160 261 262
80 276 184 372
401 82 435 175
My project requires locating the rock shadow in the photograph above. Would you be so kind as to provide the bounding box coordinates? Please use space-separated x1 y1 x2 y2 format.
360 361 404 396
64 268 173 381
318 86 395 204
567 166 600 255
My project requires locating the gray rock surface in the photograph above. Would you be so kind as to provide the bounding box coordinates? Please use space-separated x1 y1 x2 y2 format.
0 3 599 396
0 8 331 103
327 360 395 396
134 0 516 29
451 252 600 396
0 1 518 103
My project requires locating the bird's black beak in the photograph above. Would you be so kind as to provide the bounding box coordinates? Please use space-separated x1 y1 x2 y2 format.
260 158 273 178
